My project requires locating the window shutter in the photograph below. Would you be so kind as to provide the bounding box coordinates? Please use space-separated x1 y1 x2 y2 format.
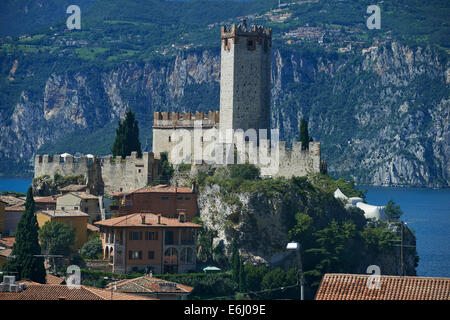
128 251 132 259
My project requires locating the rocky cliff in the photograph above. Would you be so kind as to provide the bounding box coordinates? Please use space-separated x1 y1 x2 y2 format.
0 43 448 187
197 177 417 280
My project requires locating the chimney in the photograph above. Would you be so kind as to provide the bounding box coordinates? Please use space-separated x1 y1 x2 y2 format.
157 214 161 224
140 214 146 225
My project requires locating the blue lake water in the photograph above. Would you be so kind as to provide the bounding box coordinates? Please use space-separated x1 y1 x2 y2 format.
0 178 448 277
0 177 32 194
359 186 450 278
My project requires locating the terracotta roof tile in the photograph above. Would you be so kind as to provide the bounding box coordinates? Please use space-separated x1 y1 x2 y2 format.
0 196 25 207
34 195 60 203
95 213 201 228
0 284 156 300
111 185 193 197
0 237 15 248
69 192 99 200
37 209 89 218
87 223 100 232
5 206 25 212
105 276 193 294
315 273 450 300
60 184 87 192
0 248 12 258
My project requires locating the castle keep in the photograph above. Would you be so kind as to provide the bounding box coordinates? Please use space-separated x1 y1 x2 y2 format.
152 21 322 177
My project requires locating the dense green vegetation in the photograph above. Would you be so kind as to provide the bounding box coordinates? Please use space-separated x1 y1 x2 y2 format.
197 166 416 295
32 174 86 196
39 221 76 258
2 187 47 283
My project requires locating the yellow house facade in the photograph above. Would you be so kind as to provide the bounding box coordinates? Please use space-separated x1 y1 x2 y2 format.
36 210 89 251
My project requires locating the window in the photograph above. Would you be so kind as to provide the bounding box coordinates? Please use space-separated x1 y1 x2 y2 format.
184 197 191 201
74 206 78 210
145 231 158 240
129 231 142 240
177 197 183 200
129 251 142 260
161 196 169 200
148 251 155 260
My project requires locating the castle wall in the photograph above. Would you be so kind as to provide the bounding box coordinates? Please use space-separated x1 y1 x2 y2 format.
271 142 321 178
34 154 93 180
34 152 161 195
101 152 160 194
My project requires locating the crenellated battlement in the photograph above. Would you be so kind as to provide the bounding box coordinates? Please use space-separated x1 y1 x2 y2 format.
153 111 219 128
221 23 272 40
221 22 272 52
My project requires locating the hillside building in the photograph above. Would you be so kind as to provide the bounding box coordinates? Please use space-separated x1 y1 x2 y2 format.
95 213 201 274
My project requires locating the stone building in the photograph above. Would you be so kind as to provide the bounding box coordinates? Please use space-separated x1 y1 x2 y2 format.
111 184 198 221
95 213 201 274
34 152 161 195
152 22 322 177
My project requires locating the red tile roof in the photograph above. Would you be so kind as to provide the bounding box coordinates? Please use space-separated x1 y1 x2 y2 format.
34 195 60 203
37 209 89 218
4 206 25 212
0 284 157 300
105 276 193 294
111 185 193 197
95 213 201 228
0 196 25 207
68 192 99 200
0 237 15 248
87 223 100 232
0 248 12 259
315 273 450 300
18 274 65 286
60 184 87 192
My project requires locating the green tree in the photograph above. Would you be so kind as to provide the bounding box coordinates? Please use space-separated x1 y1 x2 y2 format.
39 221 75 257
159 152 174 184
299 118 311 150
238 257 246 292
231 239 240 282
81 236 103 259
230 164 260 180
111 109 142 158
3 187 46 283
385 199 403 221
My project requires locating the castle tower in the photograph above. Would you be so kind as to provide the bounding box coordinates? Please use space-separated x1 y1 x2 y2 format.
219 21 272 134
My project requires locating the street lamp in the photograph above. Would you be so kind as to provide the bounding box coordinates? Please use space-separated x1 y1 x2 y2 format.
286 242 304 300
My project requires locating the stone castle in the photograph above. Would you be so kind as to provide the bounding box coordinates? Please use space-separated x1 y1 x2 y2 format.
35 21 322 194
152 21 322 177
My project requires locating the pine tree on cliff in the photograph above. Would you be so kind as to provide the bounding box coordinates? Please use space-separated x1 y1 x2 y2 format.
112 109 142 158
4 187 46 283
299 118 312 150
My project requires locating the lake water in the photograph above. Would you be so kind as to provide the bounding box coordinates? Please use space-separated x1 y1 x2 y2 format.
0 178 448 277
359 186 450 278
0 177 32 194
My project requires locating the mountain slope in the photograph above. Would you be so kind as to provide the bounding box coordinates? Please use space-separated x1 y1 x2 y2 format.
0 0 448 187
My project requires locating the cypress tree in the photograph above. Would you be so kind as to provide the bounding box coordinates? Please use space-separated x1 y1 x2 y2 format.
299 118 310 150
112 109 142 158
231 239 240 282
238 257 246 292
4 187 46 283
